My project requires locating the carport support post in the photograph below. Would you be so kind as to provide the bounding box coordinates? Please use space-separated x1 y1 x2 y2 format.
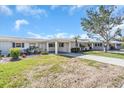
115 43 117 49
55 41 58 54
68 42 71 53
91 43 94 50
46 42 49 52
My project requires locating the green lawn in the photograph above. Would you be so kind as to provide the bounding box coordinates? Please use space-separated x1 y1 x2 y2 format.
84 51 124 59
0 55 69 88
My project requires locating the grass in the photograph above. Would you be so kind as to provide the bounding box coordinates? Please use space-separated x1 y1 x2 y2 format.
0 54 124 88
33 64 64 79
80 59 102 68
48 64 63 73
84 51 124 59
0 54 69 88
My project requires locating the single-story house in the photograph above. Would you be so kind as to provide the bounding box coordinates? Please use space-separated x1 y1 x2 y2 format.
0 36 122 56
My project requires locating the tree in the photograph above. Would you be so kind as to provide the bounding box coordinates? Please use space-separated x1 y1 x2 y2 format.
73 35 81 48
81 5 124 52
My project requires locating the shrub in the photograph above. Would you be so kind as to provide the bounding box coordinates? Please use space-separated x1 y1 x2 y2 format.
0 55 2 60
0 50 1 60
41 52 48 55
71 48 80 53
9 48 21 59
7 54 10 57
121 43 124 49
0 50 1 55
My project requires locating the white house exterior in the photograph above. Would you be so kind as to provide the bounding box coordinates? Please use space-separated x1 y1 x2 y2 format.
0 36 122 56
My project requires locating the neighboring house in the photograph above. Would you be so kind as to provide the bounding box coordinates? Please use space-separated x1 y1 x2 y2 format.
0 36 122 55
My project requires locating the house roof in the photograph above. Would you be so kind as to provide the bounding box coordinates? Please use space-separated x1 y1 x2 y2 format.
90 40 122 44
0 36 90 43
0 36 46 42
0 36 121 43
47 38 90 42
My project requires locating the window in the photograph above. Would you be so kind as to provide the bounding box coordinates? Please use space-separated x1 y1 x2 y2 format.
117 44 121 46
97 43 100 46
95 43 97 47
59 43 64 47
99 43 102 47
49 43 55 47
97 43 102 47
16 43 21 47
12 42 25 48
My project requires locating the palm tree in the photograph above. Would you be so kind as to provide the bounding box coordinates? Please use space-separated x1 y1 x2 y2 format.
73 35 81 48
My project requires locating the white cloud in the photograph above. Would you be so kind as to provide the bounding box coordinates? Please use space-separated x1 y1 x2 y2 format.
69 5 84 15
47 33 72 39
27 32 69 39
27 31 89 39
50 5 86 15
80 34 89 39
27 32 42 38
50 5 60 10
15 19 29 30
50 5 67 11
54 33 68 38
70 5 84 10
0 5 12 15
16 5 47 17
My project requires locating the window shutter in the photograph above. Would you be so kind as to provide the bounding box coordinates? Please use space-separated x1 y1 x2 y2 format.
12 42 15 48
22 43 24 48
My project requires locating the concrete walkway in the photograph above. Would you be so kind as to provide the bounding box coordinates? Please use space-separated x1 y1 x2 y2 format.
77 55 124 67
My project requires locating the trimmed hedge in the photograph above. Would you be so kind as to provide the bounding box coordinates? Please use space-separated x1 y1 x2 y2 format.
71 48 80 53
41 52 48 55
121 43 124 49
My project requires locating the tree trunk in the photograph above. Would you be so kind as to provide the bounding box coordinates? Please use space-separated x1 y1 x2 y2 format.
75 40 78 48
103 41 109 53
104 45 107 52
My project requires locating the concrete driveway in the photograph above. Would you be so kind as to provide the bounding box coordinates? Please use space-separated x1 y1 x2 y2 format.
77 55 124 67
108 50 124 54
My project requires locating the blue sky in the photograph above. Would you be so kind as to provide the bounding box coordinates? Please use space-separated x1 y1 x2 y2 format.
0 5 124 39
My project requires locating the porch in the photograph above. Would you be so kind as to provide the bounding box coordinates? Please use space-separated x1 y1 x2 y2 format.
45 41 71 54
